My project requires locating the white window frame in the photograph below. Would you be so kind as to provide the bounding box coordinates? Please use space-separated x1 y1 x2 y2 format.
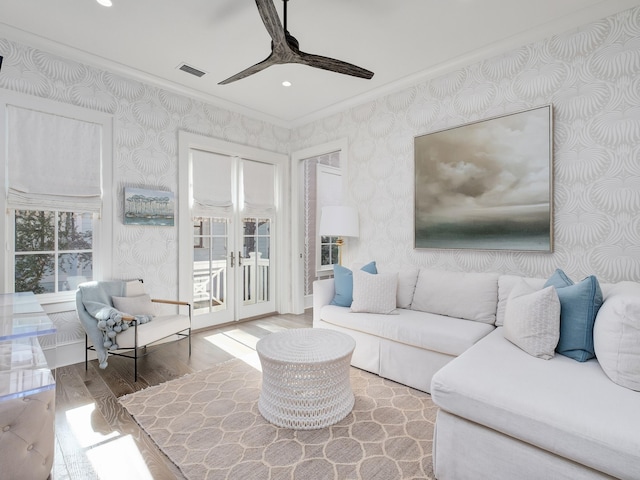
0 91 113 305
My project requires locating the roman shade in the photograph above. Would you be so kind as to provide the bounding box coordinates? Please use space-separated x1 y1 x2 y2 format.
7 105 102 213
191 149 233 217
242 159 275 215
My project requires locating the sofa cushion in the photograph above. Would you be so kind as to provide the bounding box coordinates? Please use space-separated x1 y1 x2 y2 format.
319 305 494 356
594 289 640 391
411 269 499 324
544 269 603 362
378 264 419 308
330 261 377 307
351 270 398 314
496 275 547 327
503 280 560 360
431 328 640 480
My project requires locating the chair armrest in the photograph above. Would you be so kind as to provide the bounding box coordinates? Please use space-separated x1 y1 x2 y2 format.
122 314 135 322
151 299 190 307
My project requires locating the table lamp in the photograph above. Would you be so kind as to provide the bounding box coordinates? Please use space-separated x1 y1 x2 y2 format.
319 206 359 265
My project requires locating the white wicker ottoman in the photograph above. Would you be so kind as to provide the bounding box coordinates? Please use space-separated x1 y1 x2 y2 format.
256 328 355 430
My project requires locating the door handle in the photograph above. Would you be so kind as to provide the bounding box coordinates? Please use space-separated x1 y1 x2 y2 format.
238 251 243 266
230 251 234 268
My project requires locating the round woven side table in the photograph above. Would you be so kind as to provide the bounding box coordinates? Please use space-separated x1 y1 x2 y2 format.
256 328 356 430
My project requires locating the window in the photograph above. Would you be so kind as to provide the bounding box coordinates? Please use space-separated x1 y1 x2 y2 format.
320 236 339 268
14 210 93 294
0 91 113 300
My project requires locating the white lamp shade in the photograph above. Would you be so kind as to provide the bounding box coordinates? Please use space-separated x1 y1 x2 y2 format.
319 206 359 238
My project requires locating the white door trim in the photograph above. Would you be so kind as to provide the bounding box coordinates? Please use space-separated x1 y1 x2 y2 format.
178 131 289 329
290 138 348 314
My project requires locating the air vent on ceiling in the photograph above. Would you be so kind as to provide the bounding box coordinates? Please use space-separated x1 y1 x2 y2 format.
177 63 207 78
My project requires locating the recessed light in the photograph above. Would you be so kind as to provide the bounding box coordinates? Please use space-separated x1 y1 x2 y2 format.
96 0 113 6
282 81 292 87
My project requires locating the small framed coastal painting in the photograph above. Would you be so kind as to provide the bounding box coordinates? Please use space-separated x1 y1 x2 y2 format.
124 187 175 226
414 104 553 252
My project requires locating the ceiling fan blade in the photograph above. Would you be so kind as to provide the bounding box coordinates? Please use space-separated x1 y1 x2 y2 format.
296 50 374 79
255 0 286 47
218 54 277 85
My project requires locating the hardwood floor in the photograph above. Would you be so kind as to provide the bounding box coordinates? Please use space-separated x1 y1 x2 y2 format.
52 311 312 480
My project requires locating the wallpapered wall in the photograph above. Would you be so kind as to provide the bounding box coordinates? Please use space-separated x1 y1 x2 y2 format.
291 6 640 284
0 37 290 299
0 5 639 302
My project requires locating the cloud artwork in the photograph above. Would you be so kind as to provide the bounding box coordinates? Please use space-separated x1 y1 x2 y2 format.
414 105 552 251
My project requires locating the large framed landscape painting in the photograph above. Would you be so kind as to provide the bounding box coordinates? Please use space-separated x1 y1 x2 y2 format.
414 105 553 252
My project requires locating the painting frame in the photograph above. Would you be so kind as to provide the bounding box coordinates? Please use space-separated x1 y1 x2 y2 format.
414 104 553 252
124 187 175 226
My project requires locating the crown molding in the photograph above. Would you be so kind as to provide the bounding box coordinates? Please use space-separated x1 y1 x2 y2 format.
1 0 638 131
0 23 290 129
288 0 640 129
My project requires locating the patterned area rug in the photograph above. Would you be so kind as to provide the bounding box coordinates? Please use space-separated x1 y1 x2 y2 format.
120 358 437 479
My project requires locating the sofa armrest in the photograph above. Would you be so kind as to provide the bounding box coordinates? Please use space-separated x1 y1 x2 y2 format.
313 278 335 325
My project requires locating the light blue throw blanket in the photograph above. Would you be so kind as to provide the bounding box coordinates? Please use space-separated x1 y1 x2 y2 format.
77 281 153 369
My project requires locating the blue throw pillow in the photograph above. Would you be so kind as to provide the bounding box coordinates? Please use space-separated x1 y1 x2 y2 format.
544 269 603 362
330 261 377 307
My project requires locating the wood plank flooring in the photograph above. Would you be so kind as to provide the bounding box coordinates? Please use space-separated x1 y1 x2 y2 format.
52 311 312 480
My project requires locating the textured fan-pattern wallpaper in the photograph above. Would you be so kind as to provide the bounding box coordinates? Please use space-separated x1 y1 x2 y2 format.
0 5 639 300
0 38 290 299
291 7 640 284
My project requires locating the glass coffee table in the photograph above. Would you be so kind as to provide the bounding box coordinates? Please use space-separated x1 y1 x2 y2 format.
256 328 355 430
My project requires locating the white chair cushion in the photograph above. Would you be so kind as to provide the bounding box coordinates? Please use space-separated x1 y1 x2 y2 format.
116 314 191 348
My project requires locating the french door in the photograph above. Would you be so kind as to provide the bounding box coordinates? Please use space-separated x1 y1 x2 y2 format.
188 151 277 327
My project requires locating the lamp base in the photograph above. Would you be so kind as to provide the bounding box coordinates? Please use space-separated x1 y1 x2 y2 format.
336 237 344 265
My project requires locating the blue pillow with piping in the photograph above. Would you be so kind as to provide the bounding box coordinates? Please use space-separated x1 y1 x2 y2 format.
544 268 603 362
330 261 377 307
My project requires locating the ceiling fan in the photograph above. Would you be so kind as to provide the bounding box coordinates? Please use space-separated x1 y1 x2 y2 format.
219 0 374 85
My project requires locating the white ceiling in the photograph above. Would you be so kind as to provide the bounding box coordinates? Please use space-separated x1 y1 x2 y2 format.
1 0 639 127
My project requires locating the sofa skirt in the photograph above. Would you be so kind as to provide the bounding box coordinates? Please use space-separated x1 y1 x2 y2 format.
433 410 614 480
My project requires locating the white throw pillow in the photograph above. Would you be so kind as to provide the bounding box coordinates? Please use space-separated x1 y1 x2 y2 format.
496 275 547 327
112 294 154 316
503 280 560 360
594 295 640 391
351 270 398 314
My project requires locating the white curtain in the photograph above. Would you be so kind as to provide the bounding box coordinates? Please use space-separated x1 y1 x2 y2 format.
243 159 275 215
191 150 233 217
7 105 102 213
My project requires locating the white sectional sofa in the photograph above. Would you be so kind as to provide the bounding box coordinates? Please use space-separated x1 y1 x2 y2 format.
313 265 640 480
313 266 499 393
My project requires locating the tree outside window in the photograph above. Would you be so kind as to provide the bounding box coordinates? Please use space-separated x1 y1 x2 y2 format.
15 210 93 294
320 236 339 267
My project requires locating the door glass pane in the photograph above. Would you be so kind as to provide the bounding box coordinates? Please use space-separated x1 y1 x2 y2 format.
242 217 270 306
193 217 228 314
